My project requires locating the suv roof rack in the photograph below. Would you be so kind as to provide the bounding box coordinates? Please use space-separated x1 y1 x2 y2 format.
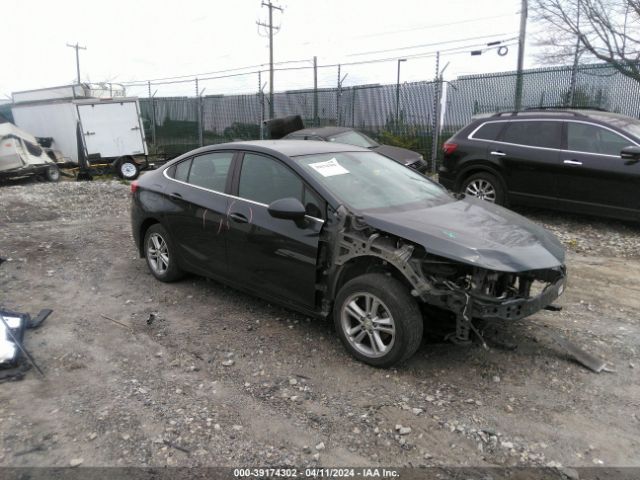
490 106 610 118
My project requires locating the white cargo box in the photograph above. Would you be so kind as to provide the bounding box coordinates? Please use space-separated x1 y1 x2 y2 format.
11 93 147 165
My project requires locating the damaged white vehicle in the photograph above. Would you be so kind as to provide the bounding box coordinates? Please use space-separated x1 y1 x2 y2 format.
0 122 61 182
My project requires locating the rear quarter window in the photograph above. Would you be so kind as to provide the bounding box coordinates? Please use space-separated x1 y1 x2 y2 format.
471 122 505 141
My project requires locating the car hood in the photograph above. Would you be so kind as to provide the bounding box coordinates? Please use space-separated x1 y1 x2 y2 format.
358 197 565 272
372 144 422 164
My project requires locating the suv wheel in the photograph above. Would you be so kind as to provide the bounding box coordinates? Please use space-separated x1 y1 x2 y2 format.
144 224 183 282
334 273 423 368
462 172 505 205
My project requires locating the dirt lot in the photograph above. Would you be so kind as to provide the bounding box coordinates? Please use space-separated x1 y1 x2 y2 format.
1 179 639 469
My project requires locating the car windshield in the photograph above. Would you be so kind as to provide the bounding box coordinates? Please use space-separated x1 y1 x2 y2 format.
296 151 451 211
327 130 379 148
590 114 640 140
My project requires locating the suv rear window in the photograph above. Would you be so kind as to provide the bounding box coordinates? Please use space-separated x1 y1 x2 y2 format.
501 121 562 149
471 122 504 141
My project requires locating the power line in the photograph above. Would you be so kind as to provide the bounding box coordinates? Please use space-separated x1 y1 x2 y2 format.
347 32 517 57
352 13 519 39
124 37 518 89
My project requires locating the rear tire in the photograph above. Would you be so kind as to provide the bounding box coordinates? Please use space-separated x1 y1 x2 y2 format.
144 224 184 282
334 273 423 368
462 172 505 205
116 157 140 180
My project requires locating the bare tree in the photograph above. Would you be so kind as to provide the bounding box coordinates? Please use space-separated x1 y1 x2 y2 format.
532 0 640 82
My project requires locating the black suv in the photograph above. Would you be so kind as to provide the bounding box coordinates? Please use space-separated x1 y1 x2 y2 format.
438 109 640 220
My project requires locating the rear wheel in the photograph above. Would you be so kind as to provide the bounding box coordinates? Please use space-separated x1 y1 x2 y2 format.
116 157 140 180
462 172 505 205
44 165 60 182
144 224 183 282
334 273 423 367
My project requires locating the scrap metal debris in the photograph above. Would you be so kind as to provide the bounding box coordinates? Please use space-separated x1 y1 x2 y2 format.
540 327 610 373
0 307 51 381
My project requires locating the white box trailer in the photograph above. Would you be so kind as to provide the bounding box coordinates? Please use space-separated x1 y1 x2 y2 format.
11 85 148 179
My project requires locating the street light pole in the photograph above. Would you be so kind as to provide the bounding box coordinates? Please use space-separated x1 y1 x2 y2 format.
395 59 406 128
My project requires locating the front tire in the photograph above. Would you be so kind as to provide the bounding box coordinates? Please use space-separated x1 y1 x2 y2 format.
144 224 183 282
462 172 505 205
334 273 423 367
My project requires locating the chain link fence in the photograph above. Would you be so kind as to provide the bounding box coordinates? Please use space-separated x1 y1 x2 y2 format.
138 62 640 168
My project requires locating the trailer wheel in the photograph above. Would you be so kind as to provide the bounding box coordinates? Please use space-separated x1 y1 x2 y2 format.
44 165 60 182
116 157 140 180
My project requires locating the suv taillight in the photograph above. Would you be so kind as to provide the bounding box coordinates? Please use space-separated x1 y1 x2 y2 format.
442 143 458 155
130 181 139 194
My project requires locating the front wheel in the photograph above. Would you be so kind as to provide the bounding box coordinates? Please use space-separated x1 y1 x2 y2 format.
116 157 140 180
462 172 505 205
334 273 423 368
144 224 184 282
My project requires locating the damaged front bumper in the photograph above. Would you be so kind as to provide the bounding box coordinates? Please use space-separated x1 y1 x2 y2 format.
322 207 567 344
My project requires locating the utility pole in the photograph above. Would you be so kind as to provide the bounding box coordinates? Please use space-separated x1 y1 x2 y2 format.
395 58 406 130
515 0 528 110
336 65 347 126
569 1 581 107
66 42 87 85
257 1 282 120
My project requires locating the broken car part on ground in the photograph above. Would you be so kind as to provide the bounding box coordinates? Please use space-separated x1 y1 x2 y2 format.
131 140 567 367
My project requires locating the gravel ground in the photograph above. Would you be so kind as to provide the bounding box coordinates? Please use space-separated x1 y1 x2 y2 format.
0 179 639 470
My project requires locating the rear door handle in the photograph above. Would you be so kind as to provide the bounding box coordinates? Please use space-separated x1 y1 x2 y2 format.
229 212 248 223
563 159 583 166
490 151 506 156
169 192 183 199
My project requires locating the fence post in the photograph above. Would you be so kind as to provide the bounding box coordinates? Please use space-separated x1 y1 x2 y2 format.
259 71 265 140
148 81 156 146
313 56 318 127
430 52 441 173
195 78 203 147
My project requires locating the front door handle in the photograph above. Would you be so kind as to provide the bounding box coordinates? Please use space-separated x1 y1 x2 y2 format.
229 212 248 223
169 192 183 199
563 159 583 166
490 150 506 156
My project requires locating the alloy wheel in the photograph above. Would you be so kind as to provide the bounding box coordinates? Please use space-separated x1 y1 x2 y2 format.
147 233 169 274
465 178 497 202
340 292 396 358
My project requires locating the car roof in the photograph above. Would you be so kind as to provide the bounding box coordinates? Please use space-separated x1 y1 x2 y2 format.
222 139 369 156
286 126 354 138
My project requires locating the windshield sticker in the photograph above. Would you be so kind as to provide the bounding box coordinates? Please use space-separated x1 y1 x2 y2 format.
309 158 350 177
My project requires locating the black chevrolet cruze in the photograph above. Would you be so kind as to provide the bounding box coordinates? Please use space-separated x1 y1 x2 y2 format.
438 109 640 221
131 140 566 367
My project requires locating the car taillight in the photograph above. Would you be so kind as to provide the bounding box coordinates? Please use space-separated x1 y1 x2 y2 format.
130 181 139 194
442 143 458 155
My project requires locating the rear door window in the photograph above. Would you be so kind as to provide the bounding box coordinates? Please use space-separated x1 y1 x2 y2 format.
187 152 233 192
501 121 562 149
566 122 633 156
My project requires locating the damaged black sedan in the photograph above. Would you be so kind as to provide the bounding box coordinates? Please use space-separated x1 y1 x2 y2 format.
131 141 566 367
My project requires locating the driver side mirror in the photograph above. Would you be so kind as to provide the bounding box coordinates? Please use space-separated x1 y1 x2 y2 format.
620 146 640 163
268 197 307 224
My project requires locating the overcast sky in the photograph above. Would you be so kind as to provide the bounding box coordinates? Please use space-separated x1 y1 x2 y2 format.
3 0 549 99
